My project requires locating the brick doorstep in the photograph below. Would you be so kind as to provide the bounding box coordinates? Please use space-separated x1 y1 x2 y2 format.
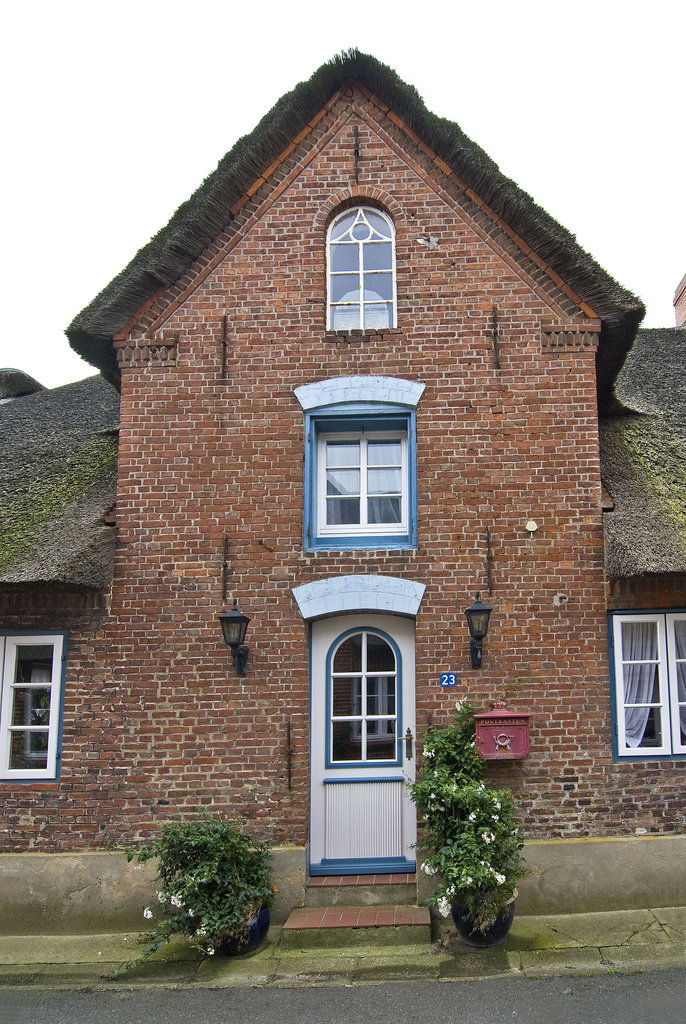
280 904 432 949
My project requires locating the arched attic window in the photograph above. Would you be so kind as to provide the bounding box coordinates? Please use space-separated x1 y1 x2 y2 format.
327 207 396 330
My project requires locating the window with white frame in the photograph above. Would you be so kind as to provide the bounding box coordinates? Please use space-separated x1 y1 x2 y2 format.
0 634 65 779
318 430 408 537
327 207 396 330
329 630 399 765
610 613 686 758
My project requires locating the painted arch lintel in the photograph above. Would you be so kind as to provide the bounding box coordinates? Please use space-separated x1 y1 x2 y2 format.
292 575 426 621
294 376 425 411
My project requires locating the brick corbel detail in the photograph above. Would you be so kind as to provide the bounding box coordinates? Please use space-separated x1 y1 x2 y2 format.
115 333 178 368
541 321 601 353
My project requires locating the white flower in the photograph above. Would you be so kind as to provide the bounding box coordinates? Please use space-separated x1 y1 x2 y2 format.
482 832 493 844
495 873 506 885
421 861 437 876
196 927 207 937
493 799 501 810
437 896 451 918
157 891 166 903
207 948 215 956
169 895 184 909
423 747 435 758
464 876 473 885
455 700 464 712
468 812 476 822
430 793 436 800
188 908 194 917
143 907 153 919
447 886 456 896
492 815 499 822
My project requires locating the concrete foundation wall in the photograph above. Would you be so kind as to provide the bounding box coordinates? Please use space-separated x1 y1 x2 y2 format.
1 836 683 934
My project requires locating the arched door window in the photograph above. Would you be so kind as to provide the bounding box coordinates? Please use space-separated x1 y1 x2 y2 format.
329 629 398 764
327 207 396 329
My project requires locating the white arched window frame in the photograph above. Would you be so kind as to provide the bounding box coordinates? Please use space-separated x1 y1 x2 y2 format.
327 207 397 330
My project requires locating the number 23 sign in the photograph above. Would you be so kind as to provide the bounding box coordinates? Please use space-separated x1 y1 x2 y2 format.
440 672 457 687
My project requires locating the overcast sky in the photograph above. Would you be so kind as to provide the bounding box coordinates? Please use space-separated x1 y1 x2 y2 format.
1 0 683 389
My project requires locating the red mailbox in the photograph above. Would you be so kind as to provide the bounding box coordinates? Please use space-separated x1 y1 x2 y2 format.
474 701 531 760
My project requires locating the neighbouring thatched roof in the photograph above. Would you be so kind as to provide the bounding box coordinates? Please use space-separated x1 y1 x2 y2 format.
0 369 45 400
67 50 643 405
600 328 686 577
0 374 119 587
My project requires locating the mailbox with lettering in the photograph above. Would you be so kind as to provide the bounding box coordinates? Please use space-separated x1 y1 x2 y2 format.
474 701 531 760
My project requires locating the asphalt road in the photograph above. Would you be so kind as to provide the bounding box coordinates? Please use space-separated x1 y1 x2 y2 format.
2 971 685 1024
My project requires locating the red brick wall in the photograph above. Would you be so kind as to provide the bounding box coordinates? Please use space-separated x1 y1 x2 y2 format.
3 89 684 850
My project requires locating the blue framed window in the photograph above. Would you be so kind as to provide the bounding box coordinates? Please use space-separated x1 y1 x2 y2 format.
609 612 686 759
326 628 402 768
295 377 424 551
0 632 67 780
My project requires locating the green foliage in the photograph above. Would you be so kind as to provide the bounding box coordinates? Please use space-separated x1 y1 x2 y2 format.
113 815 275 976
409 703 525 932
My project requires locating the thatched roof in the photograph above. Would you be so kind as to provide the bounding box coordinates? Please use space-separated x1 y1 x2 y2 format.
0 374 119 587
0 369 45 400
67 50 643 406
600 328 686 577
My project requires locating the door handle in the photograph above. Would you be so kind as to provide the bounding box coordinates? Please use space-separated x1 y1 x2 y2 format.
404 727 413 760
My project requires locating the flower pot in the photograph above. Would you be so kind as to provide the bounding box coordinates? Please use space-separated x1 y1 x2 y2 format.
451 897 516 948
217 906 270 956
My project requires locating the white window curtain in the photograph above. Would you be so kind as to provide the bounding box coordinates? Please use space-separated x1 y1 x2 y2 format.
622 620 659 747
673 620 686 742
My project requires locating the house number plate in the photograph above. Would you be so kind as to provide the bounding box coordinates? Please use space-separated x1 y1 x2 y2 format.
440 672 457 687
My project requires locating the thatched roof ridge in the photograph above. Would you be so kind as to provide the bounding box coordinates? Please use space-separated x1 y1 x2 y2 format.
0 374 119 587
0 368 46 400
67 50 643 400
600 328 686 578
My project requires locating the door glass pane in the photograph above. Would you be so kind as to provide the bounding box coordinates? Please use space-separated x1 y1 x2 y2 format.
332 721 362 761
333 634 362 673
367 678 396 716
365 730 395 761
332 677 360 717
367 635 395 672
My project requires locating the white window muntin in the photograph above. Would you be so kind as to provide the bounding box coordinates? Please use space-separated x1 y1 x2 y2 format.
330 630 398 764
327 207 397 330
317 430 408 537
612 613 686 757
0 634 64 779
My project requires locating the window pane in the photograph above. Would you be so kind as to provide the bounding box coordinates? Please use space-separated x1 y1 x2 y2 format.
368 468 401 495
330 211 356 239
326 469 360 496
11 687 51 727
364 241 392 270
363 303 393 328
352 221 371 240
330 244 359 272
366 211 392 238
326 497 360 525
621 621 658 661
15 646 53 683
368 496 402 524
368 440 402 466
367 635 395 672
326 442 360 468
333 634 362 673
9 731 49 770
364 273 393 301
626 706 662 747
331 274 359 302
332 721 362 761
674 620 686 659
330 304 360 329
367 680 396 716
332 677 361 717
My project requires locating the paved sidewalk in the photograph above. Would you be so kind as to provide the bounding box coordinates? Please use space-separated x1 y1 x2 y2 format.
0 907 683 988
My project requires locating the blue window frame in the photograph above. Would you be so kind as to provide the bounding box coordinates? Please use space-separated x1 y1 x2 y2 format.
326 628 402 768
295 377 424 551
609 611 686 760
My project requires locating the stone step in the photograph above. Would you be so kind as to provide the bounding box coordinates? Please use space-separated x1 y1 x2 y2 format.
305 873 418 907
280 904 432 948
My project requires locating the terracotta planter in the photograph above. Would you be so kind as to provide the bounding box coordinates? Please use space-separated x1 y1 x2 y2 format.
451 896 516 948
217 906 270 956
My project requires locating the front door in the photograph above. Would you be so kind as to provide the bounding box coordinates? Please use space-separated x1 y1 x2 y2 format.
309 613 416 875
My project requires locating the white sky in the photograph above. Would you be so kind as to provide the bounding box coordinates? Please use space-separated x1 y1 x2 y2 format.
1 0 683 389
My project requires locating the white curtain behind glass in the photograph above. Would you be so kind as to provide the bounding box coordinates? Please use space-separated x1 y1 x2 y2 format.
622 621 658 747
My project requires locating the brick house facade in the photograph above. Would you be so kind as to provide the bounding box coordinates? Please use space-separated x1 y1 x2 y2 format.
1 54 684 912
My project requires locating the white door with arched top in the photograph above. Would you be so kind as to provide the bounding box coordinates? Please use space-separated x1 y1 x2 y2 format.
309 613 416 875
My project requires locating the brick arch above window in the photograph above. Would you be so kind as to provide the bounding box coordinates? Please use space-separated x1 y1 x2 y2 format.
292 575 426 621
294 375 425 412
313 189 404 233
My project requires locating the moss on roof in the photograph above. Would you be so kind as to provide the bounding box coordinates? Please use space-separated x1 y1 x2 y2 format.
67 49 643 404
0 375 120 586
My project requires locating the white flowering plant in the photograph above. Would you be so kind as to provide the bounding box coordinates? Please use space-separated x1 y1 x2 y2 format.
410 703 524 932
113 814 276 976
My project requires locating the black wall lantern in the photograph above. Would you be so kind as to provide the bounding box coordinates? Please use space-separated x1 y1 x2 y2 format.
465 592 492 669
218 599 251 676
